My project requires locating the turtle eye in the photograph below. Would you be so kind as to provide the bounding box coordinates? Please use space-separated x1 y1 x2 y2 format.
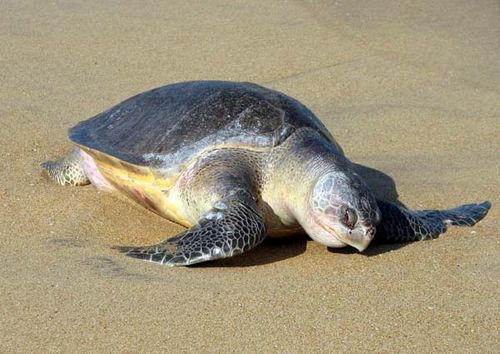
342 207 357 229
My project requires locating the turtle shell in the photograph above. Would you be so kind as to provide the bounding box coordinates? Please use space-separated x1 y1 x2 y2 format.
70 81 334 171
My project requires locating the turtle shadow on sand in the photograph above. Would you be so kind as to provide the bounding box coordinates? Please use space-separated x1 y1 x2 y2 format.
193 234 310 268
350 163 405 208
195 163 408 268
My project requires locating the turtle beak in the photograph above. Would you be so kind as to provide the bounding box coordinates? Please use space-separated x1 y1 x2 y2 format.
345 227 375 252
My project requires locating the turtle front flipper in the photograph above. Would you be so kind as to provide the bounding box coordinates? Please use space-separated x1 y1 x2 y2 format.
124 196 266 266
374 200 491 244
41 148 90 186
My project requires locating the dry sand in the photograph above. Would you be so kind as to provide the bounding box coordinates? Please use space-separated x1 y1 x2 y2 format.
1 0 499 352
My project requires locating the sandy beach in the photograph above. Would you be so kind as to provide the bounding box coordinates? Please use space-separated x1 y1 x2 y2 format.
1 0 499 352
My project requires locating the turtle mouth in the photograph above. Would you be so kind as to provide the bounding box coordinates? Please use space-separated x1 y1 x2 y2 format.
314 216 370 252
318 220 343 242
310 214 345 246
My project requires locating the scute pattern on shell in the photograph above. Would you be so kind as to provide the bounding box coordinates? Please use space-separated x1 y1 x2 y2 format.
68 81 334 170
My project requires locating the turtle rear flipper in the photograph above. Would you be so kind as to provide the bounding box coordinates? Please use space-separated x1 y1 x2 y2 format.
122 198 266 266
374 200 491 244
41 148 90 186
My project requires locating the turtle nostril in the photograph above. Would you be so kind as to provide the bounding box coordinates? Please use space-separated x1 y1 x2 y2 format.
366 227 375 239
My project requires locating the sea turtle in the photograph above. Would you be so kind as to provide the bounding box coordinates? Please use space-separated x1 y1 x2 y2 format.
41 81 491 266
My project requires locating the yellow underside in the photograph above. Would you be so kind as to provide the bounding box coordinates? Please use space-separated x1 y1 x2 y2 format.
79 146 193 227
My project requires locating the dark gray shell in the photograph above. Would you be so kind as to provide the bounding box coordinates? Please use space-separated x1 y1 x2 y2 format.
70 81 334 168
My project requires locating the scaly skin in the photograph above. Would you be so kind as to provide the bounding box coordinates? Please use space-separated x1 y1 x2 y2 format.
41 148 90 186
260 128 357 230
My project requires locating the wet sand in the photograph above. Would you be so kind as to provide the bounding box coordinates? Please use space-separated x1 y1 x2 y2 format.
1 0 499 352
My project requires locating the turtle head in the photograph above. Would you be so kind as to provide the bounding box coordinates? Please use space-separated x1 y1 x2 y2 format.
304 171 381 251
